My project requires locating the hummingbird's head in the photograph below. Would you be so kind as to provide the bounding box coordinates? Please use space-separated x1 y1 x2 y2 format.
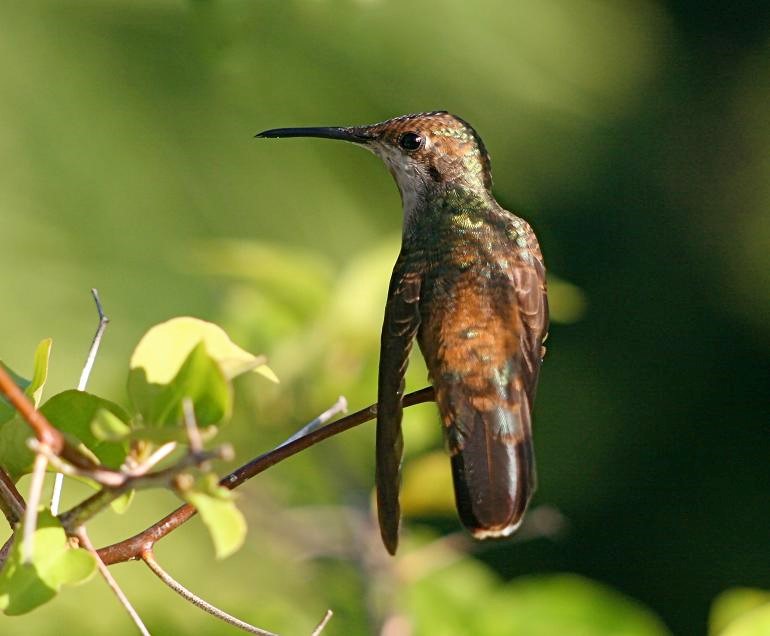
257 112 493 214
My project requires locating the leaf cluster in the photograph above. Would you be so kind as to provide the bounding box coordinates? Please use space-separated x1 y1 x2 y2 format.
0 317 276 615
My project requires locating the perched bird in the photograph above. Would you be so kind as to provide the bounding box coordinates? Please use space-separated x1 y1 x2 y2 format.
257 112 548 554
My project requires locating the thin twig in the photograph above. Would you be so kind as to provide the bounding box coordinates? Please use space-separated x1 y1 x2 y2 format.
97 387 435 565
141 549 278 636
124 442 178 477
0 466 25 526
52 288 110 515
29 439 126 487
182 397 203 454
77 289 109 392
60 445 232 530
277 395 348 449
77 527 150 636
310 609 334 636
23 452 48 562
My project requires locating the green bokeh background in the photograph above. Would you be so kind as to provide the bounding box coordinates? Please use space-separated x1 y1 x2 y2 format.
1 1 768 634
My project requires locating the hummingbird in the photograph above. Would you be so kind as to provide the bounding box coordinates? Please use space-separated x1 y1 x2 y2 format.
257 112 548 554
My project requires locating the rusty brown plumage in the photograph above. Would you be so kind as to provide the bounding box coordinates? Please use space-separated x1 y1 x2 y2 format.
257 112 549 554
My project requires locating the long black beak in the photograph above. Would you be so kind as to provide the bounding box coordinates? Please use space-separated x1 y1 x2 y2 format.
255 126 373 143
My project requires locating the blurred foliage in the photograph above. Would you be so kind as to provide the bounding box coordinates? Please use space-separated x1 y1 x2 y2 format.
710 588 770 636
404 566 671 636
1 0 768 634
1 317 271 615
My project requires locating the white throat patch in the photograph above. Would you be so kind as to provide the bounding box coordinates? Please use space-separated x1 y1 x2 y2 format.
367 142 429 226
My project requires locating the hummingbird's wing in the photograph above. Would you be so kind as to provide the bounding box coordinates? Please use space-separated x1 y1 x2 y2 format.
376 251 422 555
423 225 548 539
512 237 549 408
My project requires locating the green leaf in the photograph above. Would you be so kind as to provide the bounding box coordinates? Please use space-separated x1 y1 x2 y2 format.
710 588 770 636
0 511 96 615
91 408 131 442
129 316 277 385
40 390 131 469
0 416 36 481
0 339 53 426
110 489 135 515
182 474 246 559
128 317 277 428
404 562 671 636
25 338 53 407
130 341 231 428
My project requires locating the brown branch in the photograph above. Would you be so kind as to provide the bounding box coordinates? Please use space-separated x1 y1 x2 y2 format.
0 466 25 526
98 386 435 565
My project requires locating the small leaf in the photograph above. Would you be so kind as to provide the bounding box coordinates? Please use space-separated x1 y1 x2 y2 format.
0 339 52 425
254 364 279 384
182 474 246 559
91 408 131 442
40 391 130 469
0 416 35 481
128 317 275 428
131 341 231 428
110 490 135 515
25 339 53 407
129 316 277 384
710 588 770 636
0 511 96 615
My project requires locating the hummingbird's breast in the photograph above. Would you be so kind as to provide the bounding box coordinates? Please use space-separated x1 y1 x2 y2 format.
417 224 521 396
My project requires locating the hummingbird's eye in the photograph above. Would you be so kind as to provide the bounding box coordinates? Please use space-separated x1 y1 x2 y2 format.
398 131 424 151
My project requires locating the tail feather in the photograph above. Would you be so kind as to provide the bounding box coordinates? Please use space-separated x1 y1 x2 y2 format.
442 382 535 537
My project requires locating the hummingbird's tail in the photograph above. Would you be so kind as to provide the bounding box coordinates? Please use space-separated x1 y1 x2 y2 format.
441 380 536 538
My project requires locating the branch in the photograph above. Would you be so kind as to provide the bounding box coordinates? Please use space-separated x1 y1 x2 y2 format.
97 386 435 565
311 609 334 636
52 288 110 515
59 444 233 530
142 549 277 635
277 395 347 449
22 452 48 562
76 288 109 393
0 466 24 526
76 527 150 636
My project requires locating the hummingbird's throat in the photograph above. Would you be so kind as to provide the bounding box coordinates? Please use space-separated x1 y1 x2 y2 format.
369 142 431 225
